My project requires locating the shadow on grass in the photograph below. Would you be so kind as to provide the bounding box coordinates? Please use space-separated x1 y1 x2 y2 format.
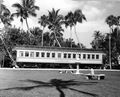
1 79 99 97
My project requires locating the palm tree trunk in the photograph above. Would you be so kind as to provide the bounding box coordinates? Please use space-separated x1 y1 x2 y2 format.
25 18 33 35
21 21 23 33
49 30 52 46
74 25 81 48
109 26 113 69
49 38 51 46
54 29 61 47
53 39 56 46
109 28 111 69
42 27 45 46
25 18 29 30
2 55 4 68
54 32 61 47
70 27 72 48
0 34 17 67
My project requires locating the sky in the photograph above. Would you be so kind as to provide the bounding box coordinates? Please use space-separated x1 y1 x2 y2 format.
1 0 120 48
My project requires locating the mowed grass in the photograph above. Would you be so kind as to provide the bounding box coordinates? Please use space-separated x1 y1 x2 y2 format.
0 69 120 97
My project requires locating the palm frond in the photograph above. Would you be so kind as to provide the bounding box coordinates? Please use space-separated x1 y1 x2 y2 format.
29 0 35 6
28 10 37 17
74 9 86 23
1 4 10 13
64 11 74 27
12 3 23 9
31 6 40 11
11 12 19 18
22 0 27 8
38 15 48 27
55 9 60 17
105 15 118 27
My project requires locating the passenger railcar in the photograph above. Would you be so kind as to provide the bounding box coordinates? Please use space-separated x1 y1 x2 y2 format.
13 45 104 68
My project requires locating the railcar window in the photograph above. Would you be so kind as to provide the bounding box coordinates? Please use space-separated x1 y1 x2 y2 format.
96 55 99 59
78 54 81 59
20 51 24 57
87 54 90 59
47 52 50 57
58 53 61 58
52 53 55 58
73 54 76 58
41 52 45 57
30 52 34 57
68 53 71 58
64 53 67 58
83 54 86 59
25 52 29 57
36 52 39 57
92 54 95 59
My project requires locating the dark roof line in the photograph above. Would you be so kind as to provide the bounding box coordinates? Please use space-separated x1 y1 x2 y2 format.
14 45 103 52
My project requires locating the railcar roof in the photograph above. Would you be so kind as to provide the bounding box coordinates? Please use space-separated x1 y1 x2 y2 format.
13 45 103 53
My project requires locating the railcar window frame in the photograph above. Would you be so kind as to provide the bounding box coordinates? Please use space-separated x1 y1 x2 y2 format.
73 54 76 59
92 54 95 59
25 51 29 57
83 54 86 59
64 53 67 58
96 54 99 59
58 53 61 58
19 51 24 57
41 52 45 57
36 52 39 57
68 53 71 58
47 52 50 58
52 52 55 58
78 54 81 59
30 52 34 57
87 54 90 59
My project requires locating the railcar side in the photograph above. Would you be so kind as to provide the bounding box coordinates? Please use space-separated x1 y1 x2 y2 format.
13 46 104 68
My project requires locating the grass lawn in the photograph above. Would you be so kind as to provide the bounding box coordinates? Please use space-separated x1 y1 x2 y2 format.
0 68 120 97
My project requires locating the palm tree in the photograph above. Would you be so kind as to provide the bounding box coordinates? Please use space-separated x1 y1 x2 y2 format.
91 31 104 49
0 4 13 29
11 4 25 32
105 15 118 69
50 26 64 47
12 0 40 35
47 8 64 47
116 16 120 36
38 15 48 46
0 3 8 14
0 4 17 67
73 9 86 48
65 9 86 48
65 11 74 48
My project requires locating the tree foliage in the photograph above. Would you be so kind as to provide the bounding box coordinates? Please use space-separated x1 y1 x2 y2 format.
91 27 120 68
64 9 86 48
12 0 40 35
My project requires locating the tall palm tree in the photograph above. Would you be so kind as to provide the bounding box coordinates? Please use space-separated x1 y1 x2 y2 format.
38 15 48 46
65 9 86 48
12 0 40 35
65 11 74 48
0 4 17 67
47 8 64 47
105 15 118 69
73 9 86 48
11 4 25 32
